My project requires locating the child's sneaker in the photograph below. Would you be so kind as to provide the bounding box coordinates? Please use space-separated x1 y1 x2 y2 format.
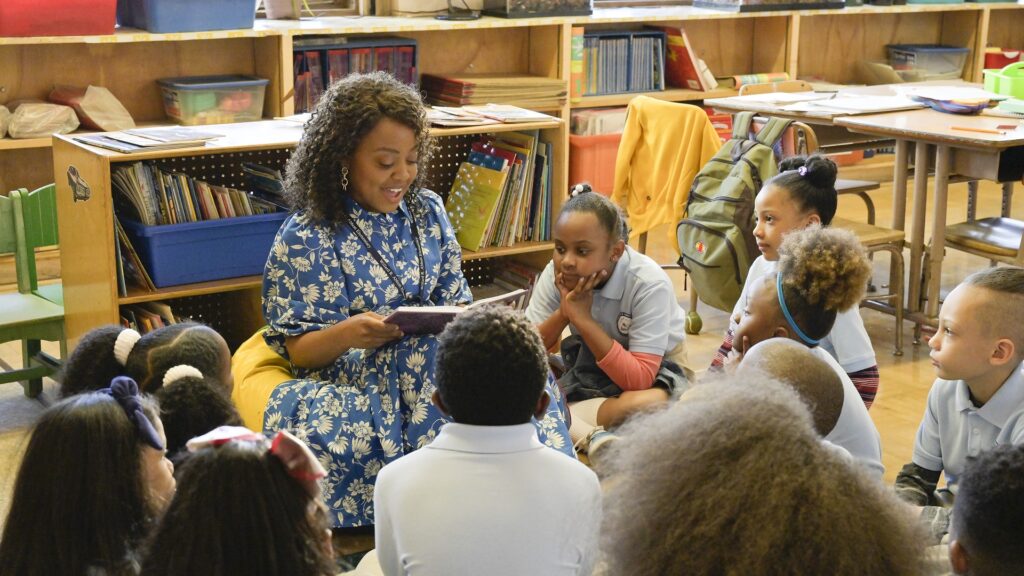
586 427 616 456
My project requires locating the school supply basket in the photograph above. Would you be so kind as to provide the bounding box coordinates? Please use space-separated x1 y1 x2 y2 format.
984 62 1024 99
117 0 256 33
888 45 970 81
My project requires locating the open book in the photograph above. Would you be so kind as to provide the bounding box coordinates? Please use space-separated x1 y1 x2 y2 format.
384 288 528 335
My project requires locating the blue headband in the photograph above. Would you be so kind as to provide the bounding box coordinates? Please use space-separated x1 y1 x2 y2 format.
101 376 165 451
776 272 820 346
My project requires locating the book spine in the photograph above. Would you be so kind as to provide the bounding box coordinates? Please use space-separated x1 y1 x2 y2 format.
570 26 585 102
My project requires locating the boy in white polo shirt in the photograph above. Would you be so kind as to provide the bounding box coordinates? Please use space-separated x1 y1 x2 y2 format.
896 266 1024 506
373 305 601 576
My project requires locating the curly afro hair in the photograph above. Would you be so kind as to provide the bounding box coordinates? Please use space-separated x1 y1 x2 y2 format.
953 444 1024 575
283 71 435 224
776 225 871 340
436 304 548 425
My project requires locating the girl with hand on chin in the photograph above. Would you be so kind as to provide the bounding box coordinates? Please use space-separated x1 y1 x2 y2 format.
259 72 571 528
526 185 687 453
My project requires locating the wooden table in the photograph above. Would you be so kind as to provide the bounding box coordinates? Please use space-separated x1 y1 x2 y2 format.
836 109 1024 328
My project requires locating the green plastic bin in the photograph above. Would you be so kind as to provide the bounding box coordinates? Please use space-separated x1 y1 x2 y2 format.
984 62 1024 99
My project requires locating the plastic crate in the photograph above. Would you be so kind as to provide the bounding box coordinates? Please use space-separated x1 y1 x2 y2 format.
121 212 288 288
117 0 256 33
569 133 621 197
157 75 268 126
887 45 969 80
0 0 116 37
984 62 1024 99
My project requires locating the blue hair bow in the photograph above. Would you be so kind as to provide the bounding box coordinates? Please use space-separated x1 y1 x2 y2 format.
101 376 165 451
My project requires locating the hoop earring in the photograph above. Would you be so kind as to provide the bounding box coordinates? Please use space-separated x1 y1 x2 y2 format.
341 166 350 191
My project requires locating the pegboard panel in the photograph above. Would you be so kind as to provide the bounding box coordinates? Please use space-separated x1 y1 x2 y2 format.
462 258 497 287
150 149 293 190
423 133 478 201
125 288 263 351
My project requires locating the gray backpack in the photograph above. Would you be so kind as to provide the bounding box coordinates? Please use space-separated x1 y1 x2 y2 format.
676 112 791 312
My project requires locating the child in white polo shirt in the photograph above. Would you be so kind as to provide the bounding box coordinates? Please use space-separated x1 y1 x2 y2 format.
731 225 884 477
711 155 880 408
525 185 687 451
373 305 601 576
895 266 1024 506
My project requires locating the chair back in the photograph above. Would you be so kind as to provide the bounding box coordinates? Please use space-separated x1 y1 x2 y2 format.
13 184 58 293
737 79 813 96
0 192 16 256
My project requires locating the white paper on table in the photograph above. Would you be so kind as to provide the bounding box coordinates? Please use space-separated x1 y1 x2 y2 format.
729 91 837 105
781 96 924 114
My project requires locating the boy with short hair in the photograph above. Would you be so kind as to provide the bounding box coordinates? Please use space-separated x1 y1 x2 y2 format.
949 444 1024 576
373 305 601 576
896 266 1024 505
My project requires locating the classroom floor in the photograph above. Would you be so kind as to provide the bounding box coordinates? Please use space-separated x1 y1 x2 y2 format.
0 167 1017 537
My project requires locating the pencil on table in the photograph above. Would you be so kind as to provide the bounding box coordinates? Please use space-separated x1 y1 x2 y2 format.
950 126 1004 135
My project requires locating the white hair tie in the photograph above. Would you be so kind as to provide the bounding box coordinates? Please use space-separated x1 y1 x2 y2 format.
113 329 142 366
163 364 204 386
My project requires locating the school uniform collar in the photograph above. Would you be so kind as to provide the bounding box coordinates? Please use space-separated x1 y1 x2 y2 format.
428 422 544 454
598 247 632 301
955 362 1024 427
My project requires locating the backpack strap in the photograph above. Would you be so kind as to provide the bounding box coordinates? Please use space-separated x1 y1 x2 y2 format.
754 116 793 147
731 111 756 139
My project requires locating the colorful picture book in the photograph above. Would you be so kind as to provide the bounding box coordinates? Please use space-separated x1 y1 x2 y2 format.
654 25 718 92
421 73 567 109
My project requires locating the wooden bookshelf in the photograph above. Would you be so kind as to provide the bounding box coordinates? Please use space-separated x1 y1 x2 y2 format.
19 3 1024 346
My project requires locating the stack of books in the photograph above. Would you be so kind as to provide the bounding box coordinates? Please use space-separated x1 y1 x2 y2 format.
112 161 281 226
75 126 222 155
427 104 559 127
571 29 667 97
444 131 553 251
421 74 567 109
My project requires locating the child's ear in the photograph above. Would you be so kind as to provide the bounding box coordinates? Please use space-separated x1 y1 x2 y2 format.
991 337 1016 367
611 239 626 262
431 390 451 418
805 213 822 227
773 326 790 339
533 390 551 419
948 540 970 575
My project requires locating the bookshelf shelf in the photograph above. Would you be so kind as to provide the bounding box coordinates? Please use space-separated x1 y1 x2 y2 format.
461 242 555 262
0 137 51 151
573 88 739 109
120 276 263 305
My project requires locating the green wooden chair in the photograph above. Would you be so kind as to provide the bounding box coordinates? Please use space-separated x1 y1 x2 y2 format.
19 184 63 307
0 186 65 397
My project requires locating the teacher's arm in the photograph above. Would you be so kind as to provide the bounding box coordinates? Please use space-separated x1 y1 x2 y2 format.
284 312 403 369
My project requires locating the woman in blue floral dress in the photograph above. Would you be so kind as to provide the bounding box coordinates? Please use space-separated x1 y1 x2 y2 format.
261 72 572 528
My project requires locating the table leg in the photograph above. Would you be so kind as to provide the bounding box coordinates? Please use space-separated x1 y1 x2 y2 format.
892 139 909 231
924 145 951 321
907 141 930 316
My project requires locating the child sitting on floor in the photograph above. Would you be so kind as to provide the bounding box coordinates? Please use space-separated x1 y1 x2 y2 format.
0 378 175 575
731 225 883 476
599 376 924 576
712 155 880 408
895 266 1024 506
140 426 335 576
374 305 602 576
525 184 687 451
59 323 241 462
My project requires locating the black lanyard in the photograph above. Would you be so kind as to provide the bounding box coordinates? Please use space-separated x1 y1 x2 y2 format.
343 202 426 305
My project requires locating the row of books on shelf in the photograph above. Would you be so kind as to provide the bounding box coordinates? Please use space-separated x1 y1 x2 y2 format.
571 29 667 97
444 131 553 252
294 36 418 114
421 73 567 110
112 161 283 227
120 301 179 335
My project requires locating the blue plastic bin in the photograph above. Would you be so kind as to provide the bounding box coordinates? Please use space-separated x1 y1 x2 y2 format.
117 0 256 33
121 212 288 288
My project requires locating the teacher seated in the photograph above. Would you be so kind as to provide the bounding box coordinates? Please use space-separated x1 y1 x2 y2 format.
260 72 573 528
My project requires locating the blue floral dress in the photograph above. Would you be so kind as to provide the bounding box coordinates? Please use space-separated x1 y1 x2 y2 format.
262 189 572 527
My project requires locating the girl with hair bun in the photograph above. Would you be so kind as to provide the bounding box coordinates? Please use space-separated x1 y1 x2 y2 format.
711 154 882 409
732 225 884 476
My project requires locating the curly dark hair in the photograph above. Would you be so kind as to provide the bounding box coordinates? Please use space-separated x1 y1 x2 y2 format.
777 225 871 340
154 376 243 463
599 377 926 576
769 154 839 225
125 322 229 393
59 324 126 398
953 444 1024 575
436 305 548 425
284 71 435 223
140 438 336 576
